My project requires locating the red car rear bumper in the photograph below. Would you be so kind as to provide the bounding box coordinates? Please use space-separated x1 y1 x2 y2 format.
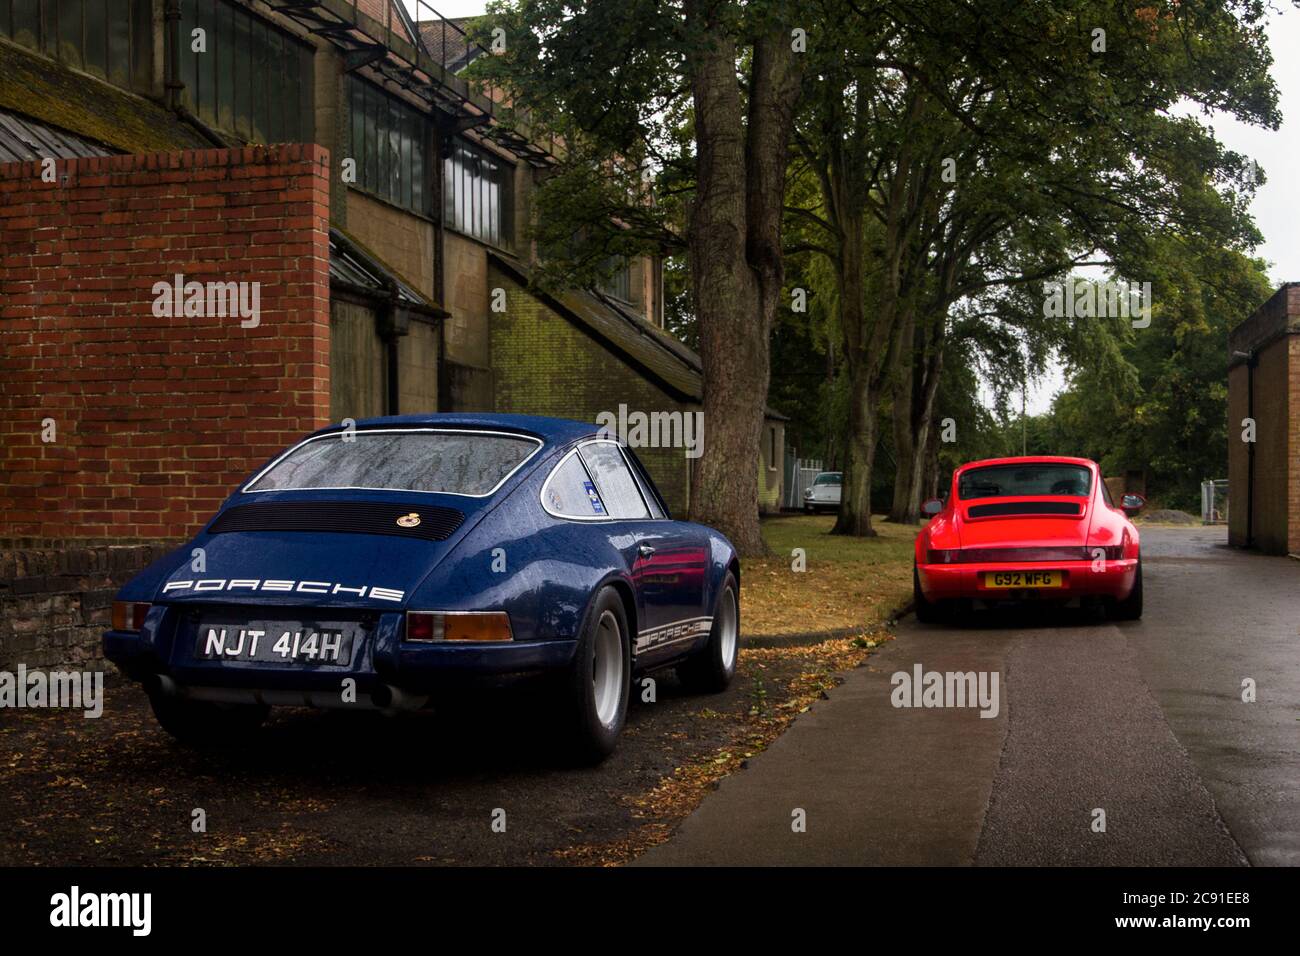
918 558 1138 602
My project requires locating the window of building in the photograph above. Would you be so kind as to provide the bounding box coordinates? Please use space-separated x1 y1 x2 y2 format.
625 448 667 519
2 0 152 92
347 77 428 215
600 256 633 303
444 136 513 249
178 0 314 144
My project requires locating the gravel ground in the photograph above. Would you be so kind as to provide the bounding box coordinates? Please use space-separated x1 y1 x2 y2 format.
0 638 882 866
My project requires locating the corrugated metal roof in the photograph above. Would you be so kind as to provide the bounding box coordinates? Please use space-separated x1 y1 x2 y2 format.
329 228 444 314
0 39 211 156
0 108 116 163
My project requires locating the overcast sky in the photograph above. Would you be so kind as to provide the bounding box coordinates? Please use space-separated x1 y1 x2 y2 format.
997 8 1300 414
408 1 1300 415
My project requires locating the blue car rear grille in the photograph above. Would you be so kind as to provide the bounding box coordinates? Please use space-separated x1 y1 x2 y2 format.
209 501 464 541
967 501 1081 518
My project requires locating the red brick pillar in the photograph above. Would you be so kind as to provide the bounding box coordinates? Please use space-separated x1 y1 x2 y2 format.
0 145 332 543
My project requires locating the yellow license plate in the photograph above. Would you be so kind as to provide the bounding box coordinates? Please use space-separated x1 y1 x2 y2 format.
983 571 1062 589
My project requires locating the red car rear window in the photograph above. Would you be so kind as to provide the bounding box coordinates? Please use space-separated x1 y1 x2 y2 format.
958 464 1091 500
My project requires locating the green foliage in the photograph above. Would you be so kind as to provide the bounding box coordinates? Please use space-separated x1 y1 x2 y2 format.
1023 239 1272 510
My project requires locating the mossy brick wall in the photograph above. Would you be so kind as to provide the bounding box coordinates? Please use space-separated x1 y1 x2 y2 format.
488 264 694 514
0 544 171 670
0 145 332 543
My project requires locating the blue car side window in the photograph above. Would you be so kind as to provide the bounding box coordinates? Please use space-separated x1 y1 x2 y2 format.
579 443 650 520
544 452 608 518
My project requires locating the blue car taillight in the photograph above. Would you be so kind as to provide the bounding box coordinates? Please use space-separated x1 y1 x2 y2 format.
111 601 151 632
405 611 514 643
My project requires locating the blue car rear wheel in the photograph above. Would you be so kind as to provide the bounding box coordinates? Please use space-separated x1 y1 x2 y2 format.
558 586 631 763
677 572 739 693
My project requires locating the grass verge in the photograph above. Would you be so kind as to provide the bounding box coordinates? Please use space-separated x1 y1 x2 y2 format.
743 513 916 637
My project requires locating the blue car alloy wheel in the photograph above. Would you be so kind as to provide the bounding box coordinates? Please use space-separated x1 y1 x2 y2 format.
102 413 742 763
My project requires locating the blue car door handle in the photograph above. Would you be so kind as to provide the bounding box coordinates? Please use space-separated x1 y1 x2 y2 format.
638 544 656 558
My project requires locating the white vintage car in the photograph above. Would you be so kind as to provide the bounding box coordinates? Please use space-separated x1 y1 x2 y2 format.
803 472 842 513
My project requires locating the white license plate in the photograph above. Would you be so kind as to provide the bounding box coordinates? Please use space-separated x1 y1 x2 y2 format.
194 619 357 664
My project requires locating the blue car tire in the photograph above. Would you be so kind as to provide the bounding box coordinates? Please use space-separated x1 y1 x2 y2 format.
676 572 739 693
560 586 631 763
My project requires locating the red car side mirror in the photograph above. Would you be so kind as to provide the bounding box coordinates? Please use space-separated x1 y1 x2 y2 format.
1120 493 1145 517
921 497 944 518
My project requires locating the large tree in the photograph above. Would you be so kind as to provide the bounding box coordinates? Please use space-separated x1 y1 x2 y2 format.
785 0 1278 531
471 1 801 555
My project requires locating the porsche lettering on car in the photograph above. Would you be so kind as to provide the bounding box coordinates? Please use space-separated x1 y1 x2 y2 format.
913 456 1144 622
103 414 742 761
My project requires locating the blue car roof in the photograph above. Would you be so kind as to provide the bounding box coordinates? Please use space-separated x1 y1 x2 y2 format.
310 412 600 446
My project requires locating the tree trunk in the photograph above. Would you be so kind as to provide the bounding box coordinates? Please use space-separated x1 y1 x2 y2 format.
902 351 942 518
835 366 878 535
683 2 799 557
921 409 942 499
888 311 918 522
890 305 945 523
831 203 877 536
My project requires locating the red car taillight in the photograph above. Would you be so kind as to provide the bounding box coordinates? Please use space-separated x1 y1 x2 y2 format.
926 549 960 564
111 601 151 632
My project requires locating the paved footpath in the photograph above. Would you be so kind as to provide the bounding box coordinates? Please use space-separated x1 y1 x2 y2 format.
637 528 1299 866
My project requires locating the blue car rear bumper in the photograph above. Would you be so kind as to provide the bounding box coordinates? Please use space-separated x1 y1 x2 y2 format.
104 607 578 701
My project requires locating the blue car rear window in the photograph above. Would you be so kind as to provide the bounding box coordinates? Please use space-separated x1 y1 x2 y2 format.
247 430 541 496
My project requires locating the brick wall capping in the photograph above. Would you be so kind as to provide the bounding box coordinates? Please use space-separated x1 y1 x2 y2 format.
1228 281 1300 365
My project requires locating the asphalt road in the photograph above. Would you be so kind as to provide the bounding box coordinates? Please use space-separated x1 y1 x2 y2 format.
639 527 1299 866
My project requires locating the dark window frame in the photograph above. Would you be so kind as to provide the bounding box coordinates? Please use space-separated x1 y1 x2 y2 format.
346 75 431 218
1 0 153 94
443 134 515 250
178 0 314 144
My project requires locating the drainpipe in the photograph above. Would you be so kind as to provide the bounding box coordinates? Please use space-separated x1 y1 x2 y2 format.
163 0 182 110
1233 349 1256 548
378 285 409 415
436 129 449 413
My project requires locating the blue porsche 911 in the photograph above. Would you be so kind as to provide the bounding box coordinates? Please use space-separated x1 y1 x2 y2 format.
103 414 741 760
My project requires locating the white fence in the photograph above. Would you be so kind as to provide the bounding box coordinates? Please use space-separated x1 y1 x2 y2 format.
784 457 825 510
1201 479 1229 524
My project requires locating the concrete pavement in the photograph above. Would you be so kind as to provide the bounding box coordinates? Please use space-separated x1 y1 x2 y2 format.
637 527 1298 866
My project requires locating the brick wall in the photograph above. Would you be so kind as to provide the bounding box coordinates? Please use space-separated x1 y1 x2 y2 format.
1290 336 1300 555
1227 284 1299 554
0 544 172 670
0 144 332 544
488 263 694 514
